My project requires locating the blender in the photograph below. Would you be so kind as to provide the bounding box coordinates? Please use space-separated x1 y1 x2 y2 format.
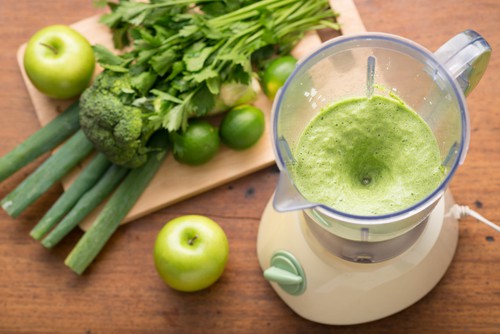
257 31 491 325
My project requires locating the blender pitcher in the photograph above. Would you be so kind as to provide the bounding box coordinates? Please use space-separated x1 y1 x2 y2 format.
257 30 490 325
272 30 491 262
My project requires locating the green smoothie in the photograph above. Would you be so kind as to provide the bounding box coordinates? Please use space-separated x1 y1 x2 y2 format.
291 95 445 216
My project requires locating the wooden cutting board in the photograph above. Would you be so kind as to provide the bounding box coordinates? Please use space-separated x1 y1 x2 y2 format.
16 0 365 230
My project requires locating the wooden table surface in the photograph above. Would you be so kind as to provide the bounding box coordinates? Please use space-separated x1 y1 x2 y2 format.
0 1 498 333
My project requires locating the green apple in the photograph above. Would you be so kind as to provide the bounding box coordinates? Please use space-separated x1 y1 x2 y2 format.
153 215 229 292
23 25 95 99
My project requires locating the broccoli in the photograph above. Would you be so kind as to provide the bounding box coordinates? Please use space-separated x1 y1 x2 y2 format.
79 71 152 168
79 69 259 169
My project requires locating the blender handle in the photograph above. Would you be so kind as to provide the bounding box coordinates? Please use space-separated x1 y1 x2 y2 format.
434 30 491 96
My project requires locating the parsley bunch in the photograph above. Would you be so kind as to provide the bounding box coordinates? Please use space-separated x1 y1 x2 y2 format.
95 0 339 132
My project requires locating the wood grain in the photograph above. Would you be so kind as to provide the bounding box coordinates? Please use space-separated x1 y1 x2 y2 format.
0 1 499 333
332 0 367 35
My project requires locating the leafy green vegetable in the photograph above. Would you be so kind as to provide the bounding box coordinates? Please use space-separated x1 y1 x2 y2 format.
96 0 338 131
81 0 338 167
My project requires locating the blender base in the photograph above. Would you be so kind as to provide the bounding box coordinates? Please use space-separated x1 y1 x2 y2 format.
256 191 459 325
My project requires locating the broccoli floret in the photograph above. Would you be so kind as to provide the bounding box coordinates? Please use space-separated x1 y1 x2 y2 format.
79 71 149 168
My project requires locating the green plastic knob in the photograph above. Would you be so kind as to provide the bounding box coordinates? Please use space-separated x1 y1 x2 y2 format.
263 250 306 295
264 266 303 285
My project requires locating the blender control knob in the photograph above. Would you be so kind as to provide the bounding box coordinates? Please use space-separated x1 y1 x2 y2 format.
263 250 306 295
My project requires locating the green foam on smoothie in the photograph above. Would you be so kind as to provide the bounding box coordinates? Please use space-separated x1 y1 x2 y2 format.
291 95 445 216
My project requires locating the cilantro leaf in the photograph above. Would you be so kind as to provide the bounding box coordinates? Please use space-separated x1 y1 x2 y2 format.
150 48 177 76
92 44 124 66
163 104 185 132
183 42 215 72
188 84 216 117
101 64 129 73
150 89 183 104
185 67 219 84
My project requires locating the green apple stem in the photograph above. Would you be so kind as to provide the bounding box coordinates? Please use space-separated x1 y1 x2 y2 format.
39 42 59 55
188 235 198 246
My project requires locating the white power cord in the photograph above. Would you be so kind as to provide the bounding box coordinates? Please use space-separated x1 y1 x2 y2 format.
450 204 500 233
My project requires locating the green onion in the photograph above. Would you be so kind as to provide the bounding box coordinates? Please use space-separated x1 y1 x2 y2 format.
0 101 80 182
41 163 129 248
1 130 94 218
30 153 111 240
65 131 169 275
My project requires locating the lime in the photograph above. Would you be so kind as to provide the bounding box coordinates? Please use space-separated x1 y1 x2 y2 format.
170 120 220 166
261 55 297 100
219 105 265 150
